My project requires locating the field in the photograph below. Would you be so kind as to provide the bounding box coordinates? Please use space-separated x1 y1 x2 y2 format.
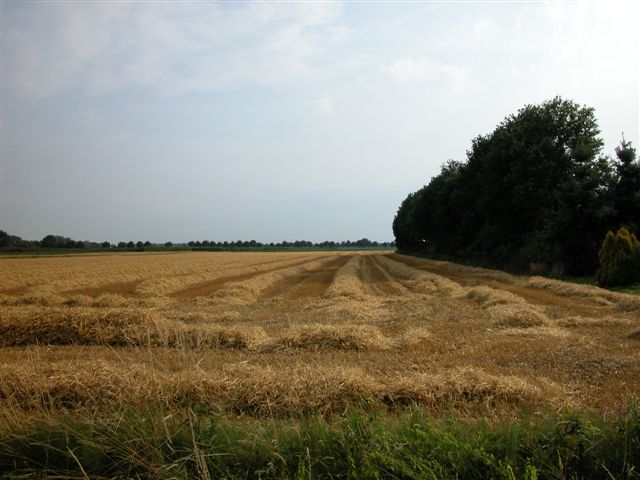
1 251 639 477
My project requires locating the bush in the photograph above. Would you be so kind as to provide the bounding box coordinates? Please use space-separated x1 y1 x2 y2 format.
596 227 640 287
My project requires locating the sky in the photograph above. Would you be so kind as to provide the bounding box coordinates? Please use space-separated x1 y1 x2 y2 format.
1 1 638 244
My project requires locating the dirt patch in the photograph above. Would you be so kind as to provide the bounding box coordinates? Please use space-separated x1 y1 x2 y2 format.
0 285 35 296
265 256 352 299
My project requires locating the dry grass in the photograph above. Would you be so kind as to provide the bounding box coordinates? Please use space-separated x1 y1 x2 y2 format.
494 325 569 339
213 255 345 303
375 255 465 296
273 324 390 351
0 360 560 415
0 250 638 417
628 329 640 340
556 315 634 328
527 276 640 311
393 327 432 348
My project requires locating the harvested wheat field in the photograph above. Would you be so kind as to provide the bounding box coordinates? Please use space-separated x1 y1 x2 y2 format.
1 250 639 417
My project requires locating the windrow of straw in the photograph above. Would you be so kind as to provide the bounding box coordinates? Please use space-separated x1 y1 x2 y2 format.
272 324 390 351
0 361 562 415
0 307 268 349
383 366 565 410
0 308 432 351
527 276 640 311
375 255 465 297
0 292 159 308
486 305 552 328
322 255 367 299
464 286 528 307
464 285 552 328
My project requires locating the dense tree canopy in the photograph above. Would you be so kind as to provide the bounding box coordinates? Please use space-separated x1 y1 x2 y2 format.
612 138 640 233
393 97 640 275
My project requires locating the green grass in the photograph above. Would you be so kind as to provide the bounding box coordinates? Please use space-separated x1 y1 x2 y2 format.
560 275 640 296
558 275 598 286
613 283 640 295
1 404 638 479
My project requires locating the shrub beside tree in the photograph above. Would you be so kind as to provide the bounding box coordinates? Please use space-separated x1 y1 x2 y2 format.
596 227 640 287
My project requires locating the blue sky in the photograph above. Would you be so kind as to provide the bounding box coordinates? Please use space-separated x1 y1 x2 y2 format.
1 1 638 243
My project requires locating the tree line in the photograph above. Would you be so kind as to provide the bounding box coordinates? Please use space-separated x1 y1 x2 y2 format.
184 238 392 249
0 231 394 253
393 97 639 279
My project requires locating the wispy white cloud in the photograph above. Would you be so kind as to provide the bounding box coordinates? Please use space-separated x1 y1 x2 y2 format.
313 92 334 117
386 57 465 89
3 2 346 97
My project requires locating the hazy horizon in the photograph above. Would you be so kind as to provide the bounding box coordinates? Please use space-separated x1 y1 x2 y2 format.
1 1 638 244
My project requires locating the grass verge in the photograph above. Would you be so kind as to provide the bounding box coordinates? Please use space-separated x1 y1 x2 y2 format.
1 403 638 479
614 283 640 295
561 276 640 296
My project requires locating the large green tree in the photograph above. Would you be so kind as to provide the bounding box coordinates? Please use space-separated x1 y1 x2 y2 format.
393 97 620 274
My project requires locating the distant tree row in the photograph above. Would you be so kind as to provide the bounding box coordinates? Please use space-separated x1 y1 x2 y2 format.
0 231 39 249
0 232 89 250
0 233 152 251
41 235 86 249
108 241 153 249
184 238 392 249
0 231 394 253
393 97 640 276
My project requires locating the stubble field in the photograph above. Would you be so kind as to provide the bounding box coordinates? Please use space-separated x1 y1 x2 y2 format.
1 250 639 418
